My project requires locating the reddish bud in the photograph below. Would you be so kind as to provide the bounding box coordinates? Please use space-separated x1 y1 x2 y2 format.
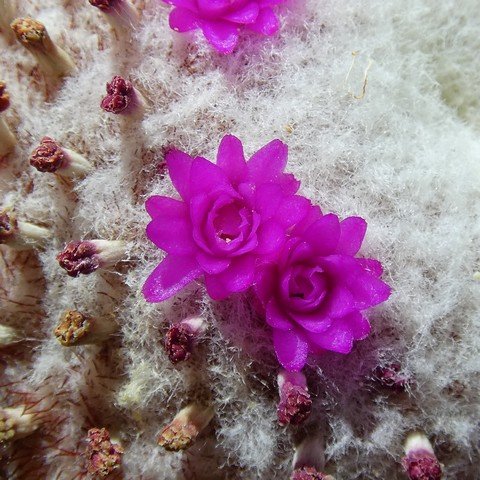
101 76 145 116
277 370 312 426
29 136 65 172
372 362 411 392
164 317 206 364
291 467 331 480
86 428 123 478
402 432 442 480
0 82 10 112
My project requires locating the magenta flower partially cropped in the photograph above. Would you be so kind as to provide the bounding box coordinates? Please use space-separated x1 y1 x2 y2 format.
143 135 309 302
255 206 391 371
162 0 285 54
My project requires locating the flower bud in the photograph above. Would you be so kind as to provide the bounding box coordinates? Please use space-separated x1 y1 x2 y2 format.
277 370 312 426
372 362 411 393
10 18 75 79
291 435 335 480
89 0 139 31
402 432 442 480
56 240 127 277
29 137 92 177
0 81 16 158
85 427 123 478
54 310 118 347
158 404 214 452
0 406 40 443
0 324 21 348
101 76 146 117
164 316 206 364
0 209 51 249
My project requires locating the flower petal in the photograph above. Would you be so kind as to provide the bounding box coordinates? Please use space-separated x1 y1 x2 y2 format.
254 264 276 305
143 255 201 302
348 271 391 309
266 299 292 331
166 149 194 200
304 213 341 256
196 251 230 274
169 7 199 32
323 284 355 318
337 216 367 255
205 255 255 300
189 156 231 196
290 311 332 333
216 135 248 185
163 0 196 9
273 329 309 372
344 311 371 340
248 139 288 184
201 20 239 54
256 219 285 255
307 319 354 354
145 195 185 220
254 183 284 220
274 195 311 229
146 215 196 256
357 258 383 277
246 6 279 36
224 2 259 24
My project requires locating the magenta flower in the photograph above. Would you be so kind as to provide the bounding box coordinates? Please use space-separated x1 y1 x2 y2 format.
162 0 285 54
255 206 391 371
143 135 310 302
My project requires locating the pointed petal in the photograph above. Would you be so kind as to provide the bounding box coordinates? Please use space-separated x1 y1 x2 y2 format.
307 319 354 354
254 183 284 220
266 299 292 331
344 311 371 340
246 6 279 35
324 284 355 318
224 2 259 24
357 258 383 277
349 271 391 309
274 195 311 229
254 264 276 304
169 7 199 32
145 196 185 220
256 219 285 255
196 251 230 274
304 214 341 256
273 329 308 372
143 255 201 302
248 139 288 184
146 215 196 256
290 311 332 333
189 156 231 196
205 255 255 300
201 20 239 54
166 149 194 200
216 135 248 184
337 216 367 255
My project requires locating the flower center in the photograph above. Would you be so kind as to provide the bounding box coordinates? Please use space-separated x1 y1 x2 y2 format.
285 266 328 311
213 202 242 244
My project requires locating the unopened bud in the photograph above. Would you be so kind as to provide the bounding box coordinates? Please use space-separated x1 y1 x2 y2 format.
158 404 214 452
291 435 334 480
0 209 51 249
164 316 206 364
86 427 123 478
0 406 40 443
11 18 75 79
402 432 442 480
277 370 312 426
101 76 146 117
372 362 411 393
54 310 118 346
29 136 92 177
89 0 139 31
56 240 127 277
0 81 16 157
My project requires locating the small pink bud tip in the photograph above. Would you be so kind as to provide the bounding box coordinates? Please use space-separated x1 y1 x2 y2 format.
101 75 143 115
277 370 312 426
165 323 194 364
291 467 330 480
0 211 17 244
402 451 442 480
372 362 411 392
57 241 100 277
0 82 10 112
29 136 65 173
86 428 123 478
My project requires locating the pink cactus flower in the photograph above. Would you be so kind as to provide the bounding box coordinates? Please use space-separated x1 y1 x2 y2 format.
255 206 391 371
143 134 310 302
162 0 285 54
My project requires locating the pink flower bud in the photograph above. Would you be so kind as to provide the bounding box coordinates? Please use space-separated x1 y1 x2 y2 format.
164 316 206 364
10 18 75 79
85 428 123 478
277 370 312 426
158 404 214 452
291 435 335 480
56 240 127 277
372 362 411 392
29 137 92 177
291 467 333 480
54 310 118 346
89 0 139 31
402 432 442 480
101 76 146 116
0 81 10 112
